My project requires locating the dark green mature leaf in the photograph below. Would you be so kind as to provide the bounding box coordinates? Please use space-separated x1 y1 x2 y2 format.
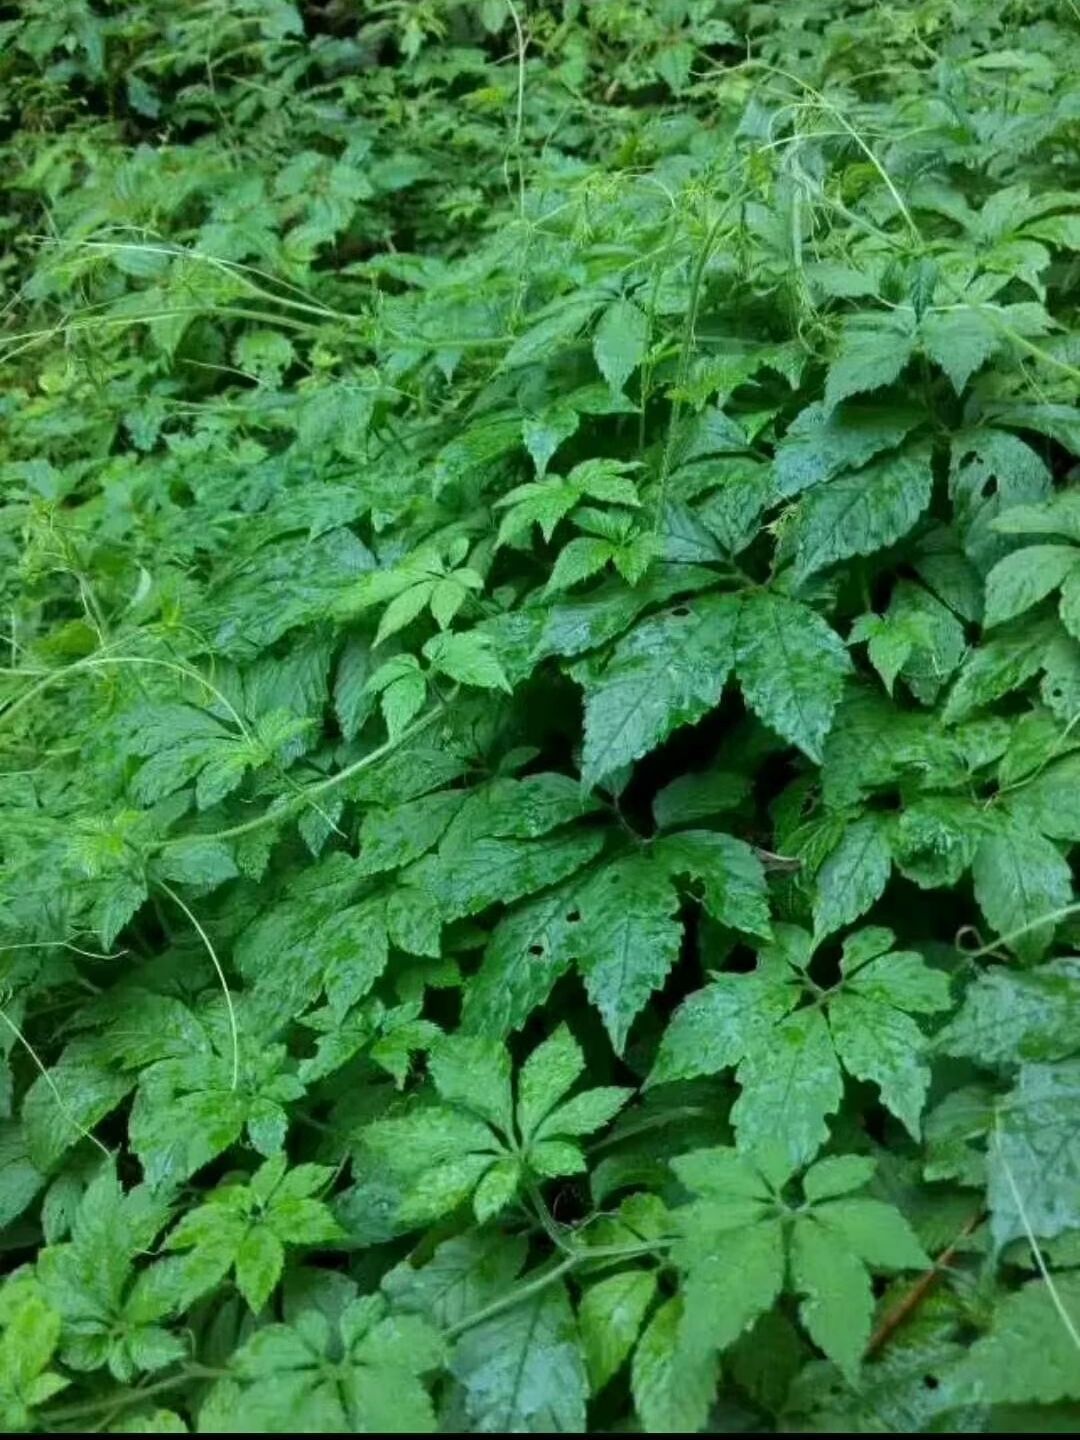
593 299 649 395
652 927 948 1156
631 1297 718 1434
574 855 683 1053
733 592 851 761
790 444 934 582
984 545 1080 628
972 819 1073 961
824 316 916 412
576 593 740 790
812 815 892 939
383 1233 528 1330
668 1146 925 1388
772 402 922 498
579 1270 657 1391
656 830 770 939
921 309 1000 392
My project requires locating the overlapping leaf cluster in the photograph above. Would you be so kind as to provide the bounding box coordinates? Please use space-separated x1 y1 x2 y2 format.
2 0 1080 1432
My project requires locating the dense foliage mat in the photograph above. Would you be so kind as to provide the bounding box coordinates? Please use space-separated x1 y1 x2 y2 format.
3 0 1080 1431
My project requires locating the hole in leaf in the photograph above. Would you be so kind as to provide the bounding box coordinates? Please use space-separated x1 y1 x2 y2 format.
528 944 544 957
671 605 691 616
923 1375 940 1391
565 908 581 923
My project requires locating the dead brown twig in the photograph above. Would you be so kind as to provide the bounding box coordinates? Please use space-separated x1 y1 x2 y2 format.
865 1209 986 1359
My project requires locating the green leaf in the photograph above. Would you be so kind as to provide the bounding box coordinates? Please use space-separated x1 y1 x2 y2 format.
733 591 851 761
593 298 649 394
921 308 1000 391
990 1062 1080 1246
544 537 616 595
536 1085 630 1142
824 316 916 412
631 1297 719 1435
654 926 944 1155
649 962 799 1089
940 959 1080 1065
429 1035 513 1133
574 854 683 1053
828 944 949 1139
504 295 602 369
522 404 580 478
984 544 1080 627
382 1232 528 1329
38 1167 177 1383
235 1227 285 1313
164 1159 339 1314
577 593 740 790
680 1215 786 1364
790 1214 872 1380
953 1274 1080 1403
1060 567 1080 640
422 631 510 691
652 768 750 828
579 1270 657 1391
802 1155 877 1204
407 829 605 922
655 830 771 938
972 818 1073 961
773 401 921 497
207 1291 443 1432
732 1007 843 1169
944 617 1056 723
0 1275 66 1430
995 491 1080 542
356 791 464 876
790 443 934 582
22 1047 131 1172
816 1196 927 1271
367 656 427 738
364 1106 504 1226
515 1024 584 1139
450 1278 588 1432
0 1126 45 1232
812 814 892 940
459 880 588 1037
129 1044 302 1189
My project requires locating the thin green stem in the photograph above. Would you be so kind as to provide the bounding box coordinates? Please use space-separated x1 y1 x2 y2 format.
961 902 1080 961
41 1367 227 1425
157 881 240 1090
445 1256 577 1339
0 1004 111 1160
159 701 448 849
